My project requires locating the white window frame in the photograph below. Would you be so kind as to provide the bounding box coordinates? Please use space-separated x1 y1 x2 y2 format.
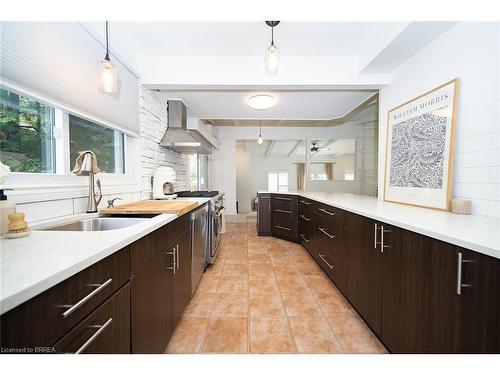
1 84 141 203
268 170 289 192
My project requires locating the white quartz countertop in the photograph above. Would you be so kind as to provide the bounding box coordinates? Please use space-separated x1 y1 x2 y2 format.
258 190 500 260
0 198 210 315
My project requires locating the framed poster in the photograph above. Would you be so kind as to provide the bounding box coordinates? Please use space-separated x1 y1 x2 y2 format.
384 79 459 211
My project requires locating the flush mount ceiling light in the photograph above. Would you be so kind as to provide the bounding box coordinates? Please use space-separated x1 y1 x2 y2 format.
264 21 280 76
100 21 118 94
247 94 276 110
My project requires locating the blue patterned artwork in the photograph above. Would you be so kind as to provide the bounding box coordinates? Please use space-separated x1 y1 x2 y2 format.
389 112 447 189
384 79 458 210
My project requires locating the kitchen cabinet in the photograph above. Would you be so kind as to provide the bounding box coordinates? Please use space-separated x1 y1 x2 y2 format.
346 215 383 335
271 194 298 241
455 248 500 353
131 249 174 353
54 283 130 354
172 228 192 329
257 193 500 353
257 193 272 236
131 222 191 353
0 246 130 350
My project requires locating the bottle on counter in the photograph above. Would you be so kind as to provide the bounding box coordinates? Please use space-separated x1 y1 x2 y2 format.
0 189 15 236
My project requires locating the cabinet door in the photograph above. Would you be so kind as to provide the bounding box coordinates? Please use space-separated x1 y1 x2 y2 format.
54 284 130 354
131 250 173 353
172 229 192 330
257 195 272 236
346 215 382 335
456 248 500 353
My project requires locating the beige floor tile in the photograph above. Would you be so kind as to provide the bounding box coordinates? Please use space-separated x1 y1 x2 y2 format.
195 275 220 294
275 274 310 294
282 292 323 317
289 317 343 353
183 293 215 318
212 293 248 317
248 253 272 264
249 291 286 317
267 246 288 256
202 317 248 353
297 261 323 276
224 252 248 264
248 246 268 255
270 253 293 265
313 289 353 316
249 275 280 294
166 318 208 353
223 262 248 276
248 262 275 276
302 274 337 293
272 263 300 275
250 318 296 353
337 334 387 354
205 260 224 276
217 275 249 293
327 310 372 338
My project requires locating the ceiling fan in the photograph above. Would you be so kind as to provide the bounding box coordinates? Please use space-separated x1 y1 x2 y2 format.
310 141 329 153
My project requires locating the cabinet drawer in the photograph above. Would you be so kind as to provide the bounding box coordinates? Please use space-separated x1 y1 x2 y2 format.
0 247 130 350
316 203 337 220
272 194 298 212
314 247 346 293
54 283 130 354
131 215 190 275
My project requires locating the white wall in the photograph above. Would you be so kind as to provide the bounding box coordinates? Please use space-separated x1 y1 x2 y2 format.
378 22 500 217
235 150 252 213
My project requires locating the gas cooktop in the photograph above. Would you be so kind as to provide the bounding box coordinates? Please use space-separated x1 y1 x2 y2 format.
175 190 220 198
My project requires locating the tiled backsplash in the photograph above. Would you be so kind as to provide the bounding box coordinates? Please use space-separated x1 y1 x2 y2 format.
139 86 190 199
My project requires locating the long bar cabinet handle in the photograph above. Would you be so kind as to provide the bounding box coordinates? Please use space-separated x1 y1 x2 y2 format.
456 252 473 295
75 318 113 354
300 215 311 221
275 197 292 201
275 209 292 214
318 254 335 269
275 225 292 231
318 208 335 216
319 227 335 239
62 278 113 318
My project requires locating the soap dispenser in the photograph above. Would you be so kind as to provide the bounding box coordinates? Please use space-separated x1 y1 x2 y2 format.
0 189 15 236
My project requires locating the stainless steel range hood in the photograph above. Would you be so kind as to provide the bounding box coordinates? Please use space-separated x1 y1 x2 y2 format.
159 100 216 154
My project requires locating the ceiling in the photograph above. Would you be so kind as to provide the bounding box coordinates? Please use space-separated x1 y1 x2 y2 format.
238 139 355 158
166 90 376 121
85 22 408 72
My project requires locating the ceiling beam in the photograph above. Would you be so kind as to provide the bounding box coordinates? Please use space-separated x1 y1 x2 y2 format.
265 140 276 159
288 140 304 158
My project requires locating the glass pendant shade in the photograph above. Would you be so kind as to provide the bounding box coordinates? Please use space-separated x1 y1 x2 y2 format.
265 43 280 75
258 135 263 144
100 59 117 93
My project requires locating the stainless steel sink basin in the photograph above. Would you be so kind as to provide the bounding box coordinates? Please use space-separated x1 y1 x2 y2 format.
43 217 148 232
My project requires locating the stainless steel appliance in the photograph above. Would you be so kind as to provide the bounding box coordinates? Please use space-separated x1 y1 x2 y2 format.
190 203 208 295
176 191 224 264
152 167 177 199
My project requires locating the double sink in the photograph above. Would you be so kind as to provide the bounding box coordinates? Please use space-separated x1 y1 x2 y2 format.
44 217 148 232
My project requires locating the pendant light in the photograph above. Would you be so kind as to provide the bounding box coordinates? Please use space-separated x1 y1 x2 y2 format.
264 21 280 76
258 120 263 144
100 21 118 93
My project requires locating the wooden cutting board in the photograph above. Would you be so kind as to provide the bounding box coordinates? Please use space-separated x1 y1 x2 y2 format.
100 200 198 216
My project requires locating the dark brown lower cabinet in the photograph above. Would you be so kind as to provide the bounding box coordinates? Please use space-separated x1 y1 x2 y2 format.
172 229 192 329
346 215 382 335
54 283 130 354
257 194 272 236
455 248 500 353
131 249 174 353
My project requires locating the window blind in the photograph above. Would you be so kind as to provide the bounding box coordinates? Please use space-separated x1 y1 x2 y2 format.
0 22 140 136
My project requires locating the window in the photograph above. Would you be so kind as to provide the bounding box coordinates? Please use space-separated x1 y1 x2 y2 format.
268 171 288 192
69 115 125 174
0 87 126 175
188 154 209 191
344 170 355 181
0 88 56 173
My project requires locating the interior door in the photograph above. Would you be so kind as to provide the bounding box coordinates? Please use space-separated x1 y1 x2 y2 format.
131 250 173 353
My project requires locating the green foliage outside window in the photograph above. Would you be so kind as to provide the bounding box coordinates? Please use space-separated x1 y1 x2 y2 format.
0 88 55 173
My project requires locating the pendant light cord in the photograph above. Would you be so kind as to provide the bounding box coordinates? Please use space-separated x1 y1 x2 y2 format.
259 121 262 136
271 26 274 46
105 21 110 61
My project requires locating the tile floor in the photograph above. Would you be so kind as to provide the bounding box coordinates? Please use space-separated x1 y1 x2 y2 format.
166 215 387 354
